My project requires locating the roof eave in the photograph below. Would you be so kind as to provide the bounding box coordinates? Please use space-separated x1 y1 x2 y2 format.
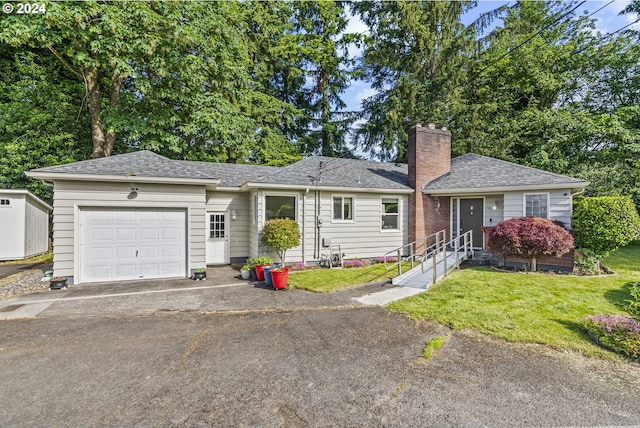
0 189 52 211
25 171 220 188
423 182 590 195
242 182 414 194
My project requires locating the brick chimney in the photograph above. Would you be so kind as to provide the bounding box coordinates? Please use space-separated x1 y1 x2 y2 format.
408 122 452 244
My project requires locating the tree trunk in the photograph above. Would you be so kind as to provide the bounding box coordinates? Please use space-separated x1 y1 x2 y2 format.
85 66 108 158
531 257 537 272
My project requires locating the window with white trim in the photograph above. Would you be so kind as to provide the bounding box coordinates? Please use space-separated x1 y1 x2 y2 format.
381 198 399 230
265 195 296 221
332 196 353 221
0 199 9 206
525 193 548 218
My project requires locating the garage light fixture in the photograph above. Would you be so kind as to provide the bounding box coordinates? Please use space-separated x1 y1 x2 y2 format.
128 187 139 199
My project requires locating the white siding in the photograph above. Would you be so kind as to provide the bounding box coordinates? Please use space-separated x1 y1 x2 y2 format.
206 191 250 261
503 189 574 228
0 193 26 260
51 181 206 282
24 195 50 257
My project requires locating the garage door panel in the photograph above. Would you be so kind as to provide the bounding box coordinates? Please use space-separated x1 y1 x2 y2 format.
80 208 186 283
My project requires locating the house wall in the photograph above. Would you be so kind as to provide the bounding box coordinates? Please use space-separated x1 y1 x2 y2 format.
251 190 409 264
205 191 250 263
51 181 206 282
0 192 26 260
503 189 573 227
24 194 50 258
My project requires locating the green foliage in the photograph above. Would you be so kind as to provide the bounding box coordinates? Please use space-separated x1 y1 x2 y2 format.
574 249 604 275
261 219 301 266
573 196 640 256
246 256 273 268
627 282 640 319
423 335 448 359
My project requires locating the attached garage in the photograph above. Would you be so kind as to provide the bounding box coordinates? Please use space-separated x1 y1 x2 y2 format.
79 208 187 283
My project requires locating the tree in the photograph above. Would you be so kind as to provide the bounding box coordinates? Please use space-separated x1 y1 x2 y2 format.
487 217 574 272
0 1 298 163
573 196 640 257
353 0 476 161
261 219 301 266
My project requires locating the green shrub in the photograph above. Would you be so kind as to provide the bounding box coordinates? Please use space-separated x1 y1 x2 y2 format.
627 282 640 319
574 249 603 275
261 218 301 266
573 196 640 257
584 315 640 360
247 256 272 267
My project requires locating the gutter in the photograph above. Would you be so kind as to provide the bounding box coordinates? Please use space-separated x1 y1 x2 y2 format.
25 171 220 188
423 182 590 195
241 182 414 194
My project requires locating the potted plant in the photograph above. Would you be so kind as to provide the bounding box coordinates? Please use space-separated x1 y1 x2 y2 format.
49 276 68 290
192 268 207 281
248 256 272 282
261 218 301 289
240 265 251 280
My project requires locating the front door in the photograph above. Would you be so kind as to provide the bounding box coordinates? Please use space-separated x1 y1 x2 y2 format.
206 212 229 264
459 198 484 249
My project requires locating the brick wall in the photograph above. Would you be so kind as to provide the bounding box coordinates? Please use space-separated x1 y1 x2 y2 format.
408 123 452 243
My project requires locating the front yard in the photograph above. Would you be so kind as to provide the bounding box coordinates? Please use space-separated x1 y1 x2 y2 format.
287 246 640 359
388 245 640 359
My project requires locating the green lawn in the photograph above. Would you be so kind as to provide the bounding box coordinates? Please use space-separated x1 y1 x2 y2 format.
387 245 640 358
288 262 413 293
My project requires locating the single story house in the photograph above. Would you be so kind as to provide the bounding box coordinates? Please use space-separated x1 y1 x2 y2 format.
26 123 589 284
0 189 52 261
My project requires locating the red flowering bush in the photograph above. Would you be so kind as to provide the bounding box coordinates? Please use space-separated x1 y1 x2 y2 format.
488 217 574 271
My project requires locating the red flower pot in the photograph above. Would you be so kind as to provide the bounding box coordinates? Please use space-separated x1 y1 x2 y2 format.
270 268 289 290
255 264 269 281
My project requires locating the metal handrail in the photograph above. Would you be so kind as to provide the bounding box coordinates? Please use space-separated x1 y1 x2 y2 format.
420 230 474 285
383 230 447 276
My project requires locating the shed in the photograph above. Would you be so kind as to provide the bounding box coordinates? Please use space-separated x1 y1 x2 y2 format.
0 189 52 260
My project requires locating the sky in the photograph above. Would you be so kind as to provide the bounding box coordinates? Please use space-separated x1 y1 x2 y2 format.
341 0 639 122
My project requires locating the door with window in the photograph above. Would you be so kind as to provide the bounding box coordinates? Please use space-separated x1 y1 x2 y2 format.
459 198 484 249
206 212 228 264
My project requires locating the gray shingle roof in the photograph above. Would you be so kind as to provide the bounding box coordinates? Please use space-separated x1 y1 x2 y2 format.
183 161 281 187
422 153 588 193
249 156 411 191
30 151 215 180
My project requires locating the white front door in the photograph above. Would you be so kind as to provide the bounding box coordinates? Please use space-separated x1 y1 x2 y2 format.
206 212 229 264
79 208 187 283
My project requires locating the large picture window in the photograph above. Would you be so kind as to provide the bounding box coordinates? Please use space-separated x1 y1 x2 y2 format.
381 198 399 230
265 195 296 220
332 196 353 221
525 194 548 218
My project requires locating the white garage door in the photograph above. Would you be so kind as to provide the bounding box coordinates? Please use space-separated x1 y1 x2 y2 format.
80 208 187 283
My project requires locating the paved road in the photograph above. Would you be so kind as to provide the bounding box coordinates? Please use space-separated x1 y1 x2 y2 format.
1 278 639 426
0 261 50 280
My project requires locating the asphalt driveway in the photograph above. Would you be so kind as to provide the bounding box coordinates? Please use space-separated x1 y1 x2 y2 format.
1 271 639 426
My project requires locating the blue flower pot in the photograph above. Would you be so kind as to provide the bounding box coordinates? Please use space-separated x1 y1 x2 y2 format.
263 266 273 286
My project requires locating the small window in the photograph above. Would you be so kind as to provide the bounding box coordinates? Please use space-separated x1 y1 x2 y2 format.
525 194 548 218
265 195 296 221
332 196 353 221
381 198 399 230
209 214 225 238
0 199 9 206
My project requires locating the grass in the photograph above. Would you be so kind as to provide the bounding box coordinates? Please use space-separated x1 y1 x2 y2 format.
387 245 640 358
288 262 413 293
423 335 448 359
0 252 52 265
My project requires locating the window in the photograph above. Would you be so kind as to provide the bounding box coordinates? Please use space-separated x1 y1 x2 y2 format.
265 195 296 220
0 199 9 206
209 213 225 238
525 194 548 218
381 198 399 230
332 196 353 221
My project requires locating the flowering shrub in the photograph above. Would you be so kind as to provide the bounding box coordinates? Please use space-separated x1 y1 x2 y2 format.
584 315 640 360
487 217 574 271
374 256 396 264
343 259 369 268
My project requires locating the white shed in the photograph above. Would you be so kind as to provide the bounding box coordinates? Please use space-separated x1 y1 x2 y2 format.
0 189 52 260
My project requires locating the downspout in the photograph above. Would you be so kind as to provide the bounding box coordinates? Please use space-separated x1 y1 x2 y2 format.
302 189 308 263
